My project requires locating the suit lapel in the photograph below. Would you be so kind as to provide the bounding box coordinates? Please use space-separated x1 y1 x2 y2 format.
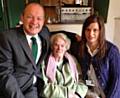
17 27 37 69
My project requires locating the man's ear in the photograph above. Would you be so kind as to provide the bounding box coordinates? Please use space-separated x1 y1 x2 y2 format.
16 14 23 27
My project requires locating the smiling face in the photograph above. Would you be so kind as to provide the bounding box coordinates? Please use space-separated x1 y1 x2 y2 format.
21 3 45 35
52 37 67 61
85 22 100 47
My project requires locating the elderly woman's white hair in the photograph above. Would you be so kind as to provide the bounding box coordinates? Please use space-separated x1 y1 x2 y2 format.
50 33 71 50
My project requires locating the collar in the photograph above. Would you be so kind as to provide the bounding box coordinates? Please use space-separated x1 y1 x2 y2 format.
24 31 39 45
86 44 99 57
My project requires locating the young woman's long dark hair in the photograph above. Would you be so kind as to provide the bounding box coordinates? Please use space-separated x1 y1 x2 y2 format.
79 15 107 59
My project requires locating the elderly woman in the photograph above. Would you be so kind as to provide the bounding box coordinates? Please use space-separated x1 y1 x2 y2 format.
40 33 88 98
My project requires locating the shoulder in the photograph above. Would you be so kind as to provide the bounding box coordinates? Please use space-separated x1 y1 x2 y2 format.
0 27 21 41
39 25 51 39
106 41 120 59
106 41 119 53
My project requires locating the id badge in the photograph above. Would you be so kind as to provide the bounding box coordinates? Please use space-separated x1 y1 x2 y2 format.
86 80 95 86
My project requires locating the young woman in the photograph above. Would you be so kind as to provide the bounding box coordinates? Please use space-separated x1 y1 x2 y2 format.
77 15 120 98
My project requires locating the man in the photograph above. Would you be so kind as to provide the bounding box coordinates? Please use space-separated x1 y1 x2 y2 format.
0 2 50 98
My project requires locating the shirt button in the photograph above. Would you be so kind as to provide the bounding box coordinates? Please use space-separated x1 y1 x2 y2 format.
98 76 101 79
101 83 104 86
33 75 37 84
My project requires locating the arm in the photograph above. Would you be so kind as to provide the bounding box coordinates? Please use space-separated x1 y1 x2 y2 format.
41 74 87 98
0 32 25 98
107 45 120 98
71 56 88 98
40 62 68 98
42 83 68 98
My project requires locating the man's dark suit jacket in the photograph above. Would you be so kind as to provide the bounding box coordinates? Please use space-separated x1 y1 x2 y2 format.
0 25 50 98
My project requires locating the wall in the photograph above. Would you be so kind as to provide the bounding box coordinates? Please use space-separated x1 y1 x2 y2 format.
0 0 25 30
105 0 120 42
47 24 83 35
0 0 39 30
114 18 120 50
7 0 25 28
47 0 120 45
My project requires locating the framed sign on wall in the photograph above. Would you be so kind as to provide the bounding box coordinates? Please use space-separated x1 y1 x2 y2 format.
94 0 110 22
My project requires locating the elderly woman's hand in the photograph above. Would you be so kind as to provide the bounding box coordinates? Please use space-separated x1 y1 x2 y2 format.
68 91 80 98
